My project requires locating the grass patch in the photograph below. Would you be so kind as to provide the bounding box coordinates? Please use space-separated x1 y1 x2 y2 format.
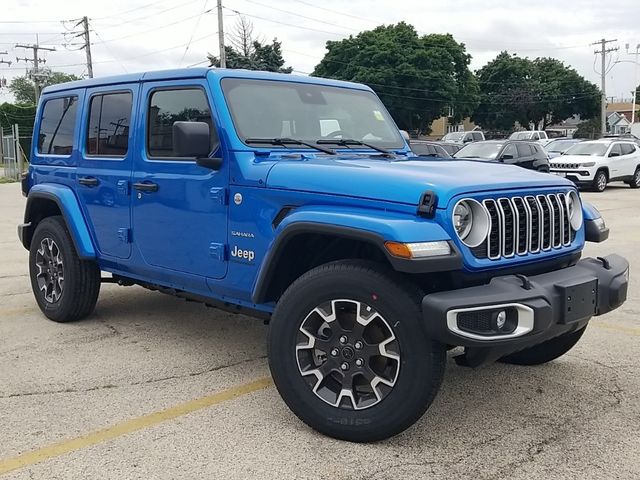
0 177 18 184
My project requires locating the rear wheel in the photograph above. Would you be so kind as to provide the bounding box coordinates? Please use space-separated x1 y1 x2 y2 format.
628 167 640 189
592 170 608 192
500 326 587 365
268 260 446 442
29 216 101 322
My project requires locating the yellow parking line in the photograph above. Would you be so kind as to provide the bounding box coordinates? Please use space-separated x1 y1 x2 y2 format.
593 323 640 336
0 377 273 476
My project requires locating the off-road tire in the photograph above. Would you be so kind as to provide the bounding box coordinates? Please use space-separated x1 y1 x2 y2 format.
268 259 446 442
29 216 100 322
500 326 587 366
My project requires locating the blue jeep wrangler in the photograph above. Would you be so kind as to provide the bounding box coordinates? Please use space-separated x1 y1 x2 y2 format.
19 68 629 442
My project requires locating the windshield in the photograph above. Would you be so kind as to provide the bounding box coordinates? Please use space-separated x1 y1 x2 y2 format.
564 143 608 156
221 78 404 149
509 131 533 140
548 140 578 153
454 142 502 160
443 132 464 141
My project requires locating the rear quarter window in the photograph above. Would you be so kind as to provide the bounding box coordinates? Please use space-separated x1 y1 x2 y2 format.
37 96 78 155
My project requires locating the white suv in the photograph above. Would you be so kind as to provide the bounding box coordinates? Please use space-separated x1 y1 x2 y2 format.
441 131 485 144
508 130 551 145
549 139 640 192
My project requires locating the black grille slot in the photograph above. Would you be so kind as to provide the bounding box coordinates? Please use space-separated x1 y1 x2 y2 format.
513 197 528 254
498 198 515 256
471 240 488 259
526 196 541 252
548 195 562 247
484 200 500 259
538 195 551 250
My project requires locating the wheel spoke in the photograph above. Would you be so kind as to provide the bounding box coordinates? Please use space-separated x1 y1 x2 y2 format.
296 298 401 411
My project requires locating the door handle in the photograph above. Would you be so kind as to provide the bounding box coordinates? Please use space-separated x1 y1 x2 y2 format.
133 182 159 193
78 177 99 187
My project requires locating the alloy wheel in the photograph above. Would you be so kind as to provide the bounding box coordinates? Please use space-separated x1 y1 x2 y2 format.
296 299 400 410
35 237 65 303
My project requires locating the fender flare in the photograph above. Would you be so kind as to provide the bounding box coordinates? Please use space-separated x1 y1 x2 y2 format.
20 184 96 259
251 206 461 304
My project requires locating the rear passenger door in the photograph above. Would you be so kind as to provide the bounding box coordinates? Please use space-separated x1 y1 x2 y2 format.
76 85 138 259
515 143 536 170
619 143 638 176
607 143 623 177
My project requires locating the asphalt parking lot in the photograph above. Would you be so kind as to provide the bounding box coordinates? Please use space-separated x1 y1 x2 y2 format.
0 181 639 480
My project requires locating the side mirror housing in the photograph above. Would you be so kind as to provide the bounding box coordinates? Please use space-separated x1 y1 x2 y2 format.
501 153 514 160
609 151 620 157
399 130 410 141
173 121 212 158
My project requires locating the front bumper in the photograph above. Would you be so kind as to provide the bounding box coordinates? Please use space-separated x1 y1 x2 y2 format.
422 254 629 366
550 169 595 184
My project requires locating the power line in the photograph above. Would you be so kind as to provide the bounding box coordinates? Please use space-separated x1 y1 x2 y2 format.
180 0 210 65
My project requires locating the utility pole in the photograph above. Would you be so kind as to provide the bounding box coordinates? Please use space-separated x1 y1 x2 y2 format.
217 0 226 68
15 42 56 104
79 16 93 78
626 43 639 124
0 51 10 67
593 38 619 136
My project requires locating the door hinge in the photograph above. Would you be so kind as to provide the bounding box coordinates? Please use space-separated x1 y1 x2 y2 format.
209 242 226 261
118 228 131 243
117 180 130 196
209 187 227 205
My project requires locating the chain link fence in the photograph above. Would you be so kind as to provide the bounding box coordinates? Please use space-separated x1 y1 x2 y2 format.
1 125 28 181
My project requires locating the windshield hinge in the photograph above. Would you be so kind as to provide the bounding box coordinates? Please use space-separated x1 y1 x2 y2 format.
417 191 437 218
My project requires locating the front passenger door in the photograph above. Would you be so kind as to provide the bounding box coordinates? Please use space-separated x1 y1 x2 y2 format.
131 82 228 280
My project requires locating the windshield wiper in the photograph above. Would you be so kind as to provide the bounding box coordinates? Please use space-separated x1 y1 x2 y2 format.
316 138 394 156
245 137 336 155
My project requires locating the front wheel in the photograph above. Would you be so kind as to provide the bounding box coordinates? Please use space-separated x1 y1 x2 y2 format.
592 170 608 192
500 326 587 365
268 260 446 442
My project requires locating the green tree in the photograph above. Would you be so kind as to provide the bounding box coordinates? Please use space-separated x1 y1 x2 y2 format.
208 40 292 73
472 52 534 131
312 23 479 133
9 71 81 105
473 52 600 131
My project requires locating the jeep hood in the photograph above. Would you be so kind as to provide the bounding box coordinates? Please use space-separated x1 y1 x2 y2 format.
266 156 573 207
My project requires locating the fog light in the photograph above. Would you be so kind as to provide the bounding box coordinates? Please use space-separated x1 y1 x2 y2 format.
495 310 507 329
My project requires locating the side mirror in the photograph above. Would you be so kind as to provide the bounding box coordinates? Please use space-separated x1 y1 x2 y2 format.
172 121 222 170
501 153 514 160
609 151 620 157
399 130 410 141
463 137 473 143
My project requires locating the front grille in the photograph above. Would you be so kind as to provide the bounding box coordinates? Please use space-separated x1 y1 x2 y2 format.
472 193 575 260
552 163 580 169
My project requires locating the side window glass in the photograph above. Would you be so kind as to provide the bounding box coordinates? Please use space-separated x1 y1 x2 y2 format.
147 88 217 159
38 96 78 155
502 144 517 158
516 143 532 157
609 144 622 156
86 92 132 157
620 143 633 155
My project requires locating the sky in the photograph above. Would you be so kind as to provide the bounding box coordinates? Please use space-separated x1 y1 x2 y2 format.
1 0 639 105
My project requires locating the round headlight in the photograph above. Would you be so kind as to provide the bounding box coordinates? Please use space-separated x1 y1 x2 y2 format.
566 190 583 230
452 199 490 248
453 202 473 239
